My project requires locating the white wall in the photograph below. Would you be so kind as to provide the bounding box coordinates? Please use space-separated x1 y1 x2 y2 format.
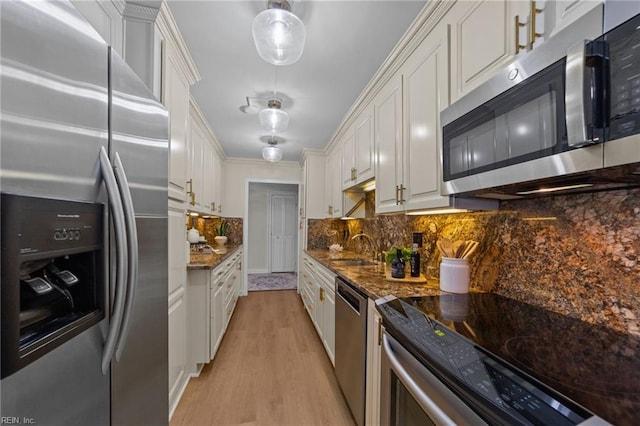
222 159 302 217
247 182 298 273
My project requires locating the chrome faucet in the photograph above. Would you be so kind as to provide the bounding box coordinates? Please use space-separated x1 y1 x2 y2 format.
351 232 380 262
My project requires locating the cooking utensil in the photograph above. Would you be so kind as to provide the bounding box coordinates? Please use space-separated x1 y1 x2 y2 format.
461 241 479 259
441 238 454 258
453 240 466 258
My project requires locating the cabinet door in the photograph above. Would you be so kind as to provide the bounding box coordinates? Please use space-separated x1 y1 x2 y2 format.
210 279 224 360
325 147 343 218
323 284 335 366
312 278 323 335
550 0 601 37
164 53 189 201
341 128 356 189
355 104 375 184
202 141 214 213
403 26 451 211
187 119 204 209
374 73 403 214
448 0 521 101
212 151 223 214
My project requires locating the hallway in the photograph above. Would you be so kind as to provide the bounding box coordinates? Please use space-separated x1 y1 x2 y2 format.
170 290 355 426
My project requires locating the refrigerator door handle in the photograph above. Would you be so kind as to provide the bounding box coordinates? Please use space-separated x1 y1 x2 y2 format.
99 147 128 374
113 152 138 361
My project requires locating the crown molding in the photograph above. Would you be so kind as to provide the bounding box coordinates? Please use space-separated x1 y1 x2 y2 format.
122 1 161 21
157 1 200 85
300 148 325 165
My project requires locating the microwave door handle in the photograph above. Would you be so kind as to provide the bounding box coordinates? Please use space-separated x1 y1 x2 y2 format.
99 147 128 374
112 152 138 362
566 41 594 147
382 334 457 426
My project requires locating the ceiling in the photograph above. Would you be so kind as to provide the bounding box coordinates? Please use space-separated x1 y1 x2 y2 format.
166 0 427 162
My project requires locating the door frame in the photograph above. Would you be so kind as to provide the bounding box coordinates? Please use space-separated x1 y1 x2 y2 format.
243 178 301 296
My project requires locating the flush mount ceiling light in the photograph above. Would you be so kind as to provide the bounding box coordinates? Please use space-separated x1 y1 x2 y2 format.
252 0 306 66
259 98 289 133
262 138 283 162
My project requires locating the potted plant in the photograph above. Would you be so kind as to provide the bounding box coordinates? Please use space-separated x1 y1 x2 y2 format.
214 220 228 246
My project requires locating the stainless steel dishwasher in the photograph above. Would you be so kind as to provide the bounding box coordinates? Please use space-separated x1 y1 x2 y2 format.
335 276 367 426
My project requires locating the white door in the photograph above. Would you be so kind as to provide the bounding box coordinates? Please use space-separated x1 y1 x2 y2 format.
270 194 297 272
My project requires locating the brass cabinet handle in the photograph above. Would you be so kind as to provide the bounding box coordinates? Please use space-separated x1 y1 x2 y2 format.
529 1 543 49
395 185 400 205
211 201 216 211
319 287 325 302
377 317 383 346
399 184 406 204
328 205 333 215
515 15 526 53
186 179 196 206
351 167 357 181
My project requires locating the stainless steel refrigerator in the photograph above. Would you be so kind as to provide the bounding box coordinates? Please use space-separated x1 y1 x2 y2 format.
0 1 168 424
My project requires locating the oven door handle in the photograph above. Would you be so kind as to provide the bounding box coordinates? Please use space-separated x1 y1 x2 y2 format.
99 147 128 374
382 333 458 426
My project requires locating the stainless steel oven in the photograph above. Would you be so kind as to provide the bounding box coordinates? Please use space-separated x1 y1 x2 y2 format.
376 295 611 426
380 331 486 425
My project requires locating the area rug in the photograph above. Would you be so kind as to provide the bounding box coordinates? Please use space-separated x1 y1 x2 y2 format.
248 273 297 291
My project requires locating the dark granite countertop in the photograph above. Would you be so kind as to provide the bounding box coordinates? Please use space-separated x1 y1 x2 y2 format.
187 244 242 270
305 249 453 299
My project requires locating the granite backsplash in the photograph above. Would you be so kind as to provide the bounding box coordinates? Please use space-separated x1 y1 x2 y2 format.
308 188 640 336
188 216 243 246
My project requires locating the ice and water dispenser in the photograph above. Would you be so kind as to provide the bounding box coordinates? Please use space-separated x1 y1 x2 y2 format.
1 193 105 377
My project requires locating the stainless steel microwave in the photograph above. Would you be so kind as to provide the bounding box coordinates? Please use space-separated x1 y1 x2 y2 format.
441 5 640 199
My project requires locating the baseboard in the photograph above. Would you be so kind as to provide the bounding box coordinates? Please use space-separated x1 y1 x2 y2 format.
169 372 191 421
248 268 269 274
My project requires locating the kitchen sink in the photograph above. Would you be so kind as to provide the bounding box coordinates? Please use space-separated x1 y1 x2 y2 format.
331 258 377 267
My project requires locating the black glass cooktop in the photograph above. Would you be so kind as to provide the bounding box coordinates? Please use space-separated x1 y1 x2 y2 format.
376 293 640 426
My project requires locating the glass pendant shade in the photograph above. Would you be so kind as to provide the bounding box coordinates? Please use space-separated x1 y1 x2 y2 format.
252 3 306 66
262 145 283 162
259 99 289 133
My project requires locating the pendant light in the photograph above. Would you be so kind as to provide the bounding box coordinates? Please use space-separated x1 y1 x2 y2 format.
259 98 289 133
252 0 306 66
262 138 283 162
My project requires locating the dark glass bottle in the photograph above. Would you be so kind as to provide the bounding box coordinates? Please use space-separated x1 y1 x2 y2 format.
391 248 405 279
410 243 420 277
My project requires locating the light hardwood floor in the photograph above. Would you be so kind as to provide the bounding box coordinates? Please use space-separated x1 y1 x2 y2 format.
170 290 355 426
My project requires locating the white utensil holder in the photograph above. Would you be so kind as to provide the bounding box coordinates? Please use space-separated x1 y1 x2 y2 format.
439 257 470 294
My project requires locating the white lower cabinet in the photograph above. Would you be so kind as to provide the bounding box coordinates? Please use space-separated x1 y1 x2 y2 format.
186 247 243 373
301 254 336 365
365 298 383 426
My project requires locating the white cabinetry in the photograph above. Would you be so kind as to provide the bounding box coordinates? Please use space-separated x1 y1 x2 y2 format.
301 254 336 365
549 0 601 37
365 299 382 426
342 104 375 190
187 247 243 372
375 25 450 214
447 0 527 102
187 98 224 215
325 146 343 218
302 150 326 220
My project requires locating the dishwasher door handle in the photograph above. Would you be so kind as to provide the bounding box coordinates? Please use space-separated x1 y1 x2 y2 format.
382 333 457 426
336 281 363 315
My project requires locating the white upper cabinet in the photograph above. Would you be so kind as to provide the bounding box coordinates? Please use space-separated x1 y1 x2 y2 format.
402 25 450 212
354 104 375 184
303 151 327 220
187 98 224 215
374 72 403 214
341 127 357 189
448 0 529 102
341 104 375 190
374 24 451 214
325 146 343 218
549 0 601 37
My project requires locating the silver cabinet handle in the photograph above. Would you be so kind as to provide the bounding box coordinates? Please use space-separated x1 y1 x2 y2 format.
382 334 457 425
113 152 138 361
99 147 127 374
